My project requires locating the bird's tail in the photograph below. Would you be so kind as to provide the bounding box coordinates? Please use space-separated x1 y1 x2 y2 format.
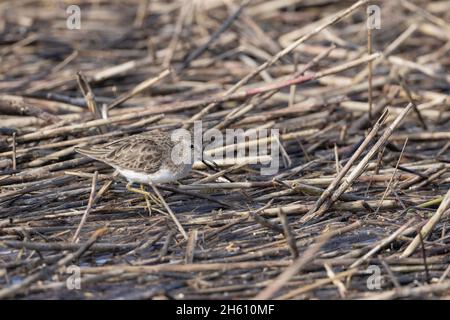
74 146 108 161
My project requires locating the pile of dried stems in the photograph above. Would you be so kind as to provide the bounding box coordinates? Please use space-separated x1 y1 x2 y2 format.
0 0 449 299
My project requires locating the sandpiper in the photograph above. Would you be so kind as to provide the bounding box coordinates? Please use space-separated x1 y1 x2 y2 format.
74 129 195 197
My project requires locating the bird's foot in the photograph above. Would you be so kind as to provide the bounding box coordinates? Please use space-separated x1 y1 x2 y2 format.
126 182 162 214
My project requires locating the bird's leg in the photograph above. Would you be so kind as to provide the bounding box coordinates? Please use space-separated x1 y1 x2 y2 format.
141 184 152 215
126 182 149 196
125 182 161 207
144 184 163 205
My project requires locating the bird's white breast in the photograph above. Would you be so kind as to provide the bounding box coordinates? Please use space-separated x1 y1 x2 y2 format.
115 164 192 184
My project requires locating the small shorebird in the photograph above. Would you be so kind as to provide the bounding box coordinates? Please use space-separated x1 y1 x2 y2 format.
75 129 194 239
74 129 194 200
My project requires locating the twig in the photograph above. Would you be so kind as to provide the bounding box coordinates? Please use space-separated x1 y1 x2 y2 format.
150 183 188 240
401 188 450 258
108 69 171 110
12 132 17 171
185 229 198 264
72 171 98 243
278 208 299 258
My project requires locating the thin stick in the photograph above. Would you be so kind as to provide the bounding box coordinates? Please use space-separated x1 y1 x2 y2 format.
380 258 401 289
367 15 373 120
247 200 284 234
72 171 98 243
150 183 188 240
374 138 408 215
108 69 171 110
419 231 430 283
133 0 150 28
76 71 106 133
185 229 198 264
395 72 428 130
401 188 450 258
278 208 299 258
276 269 357 300
324 263 347 298
288 52 299 107
439 264 450 283
12 132 17 171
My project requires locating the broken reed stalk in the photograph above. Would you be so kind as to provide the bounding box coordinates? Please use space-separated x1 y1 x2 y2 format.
374 137 408 214
185 229 198 264
278 208 299 258
0 94 60 123
394 72 428 130
362 280 450 300
72 171 98 243
11 132 16 170
401 188 450 258
324 263 347 298
15 113 164 143
108 69 171 110
301 102 414 223
76 72 103 123
307 108 389 215
276 268 358 300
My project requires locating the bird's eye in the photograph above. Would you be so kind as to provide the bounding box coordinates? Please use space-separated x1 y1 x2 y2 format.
190 144 195 149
